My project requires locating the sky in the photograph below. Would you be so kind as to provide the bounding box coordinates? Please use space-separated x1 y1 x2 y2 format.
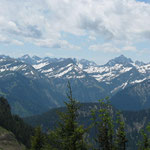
0 0 150 65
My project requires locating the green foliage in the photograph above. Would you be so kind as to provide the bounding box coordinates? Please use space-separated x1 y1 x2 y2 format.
45 82 89 150
115 112 127 150
91 98 115 150
30 126 46 150
138 123 150 150
91 98 127 150
0 97 34 148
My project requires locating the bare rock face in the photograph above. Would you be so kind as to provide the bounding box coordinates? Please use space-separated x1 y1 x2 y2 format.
0 126 26 150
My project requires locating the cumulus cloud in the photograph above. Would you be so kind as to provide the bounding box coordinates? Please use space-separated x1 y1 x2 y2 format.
89 43 121 53
0 35 23 45
88 35 96 41
122 45 137 51
32 38 81 50
89 43 137 53
0 0 150 49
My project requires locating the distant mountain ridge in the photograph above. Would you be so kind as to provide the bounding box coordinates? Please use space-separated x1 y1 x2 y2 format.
19 54 150 94
105 55 133 66
24 102 150 150
111 79 150 110
1 54 150 116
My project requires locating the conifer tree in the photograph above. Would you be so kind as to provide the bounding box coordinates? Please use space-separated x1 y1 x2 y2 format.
91 97 115 150
47 82 88 150
91 98 127 150
30 126 46 150
115 112 127 150
138 123 150 150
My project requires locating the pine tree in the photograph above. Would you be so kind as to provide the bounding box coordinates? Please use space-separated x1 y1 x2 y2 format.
91 97 115 150
47 82 89 150
138 123 150 150
115 112 127 150
30 126 46 150
91 98 127 150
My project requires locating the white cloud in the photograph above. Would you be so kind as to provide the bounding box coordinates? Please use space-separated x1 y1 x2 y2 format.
88 35 96 41
89 43 121 53
89 43 137 53
0 0 150 48
32 38 81 50
0 35 23 45
122 45 137 51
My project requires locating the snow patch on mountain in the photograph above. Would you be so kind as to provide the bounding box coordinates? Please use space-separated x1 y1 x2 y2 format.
0 59 5 62
33 62 48 69
41 68 53 73
136 64 150 74
119 67 132 73
55 66 73 78
83 64 132 82
111 82 128 94
131 78 147 84
2 54 150 96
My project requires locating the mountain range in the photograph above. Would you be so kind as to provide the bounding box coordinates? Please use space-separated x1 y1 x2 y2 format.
1 54 150 116
24 102 150 150
111 79 150 110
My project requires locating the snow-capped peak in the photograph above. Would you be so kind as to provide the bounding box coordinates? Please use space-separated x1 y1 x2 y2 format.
105 55 133 66
79 59 97 68
32 56 41 61
21 54 31 60
1 54 150 96
135 60 146 66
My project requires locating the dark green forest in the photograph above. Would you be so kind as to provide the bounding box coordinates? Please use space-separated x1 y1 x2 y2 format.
1 85 150 150
0 97 34 148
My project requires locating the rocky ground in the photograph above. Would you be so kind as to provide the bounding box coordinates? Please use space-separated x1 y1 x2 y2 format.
0 126 26 150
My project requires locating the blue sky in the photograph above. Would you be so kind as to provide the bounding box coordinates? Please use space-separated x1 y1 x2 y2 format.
0 0 150 65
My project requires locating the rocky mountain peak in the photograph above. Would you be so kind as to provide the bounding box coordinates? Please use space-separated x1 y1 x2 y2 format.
106 55 133 66
135 60 146 66
79 59 97 68
32 56 41 61
19 54 36 64
20 54 31 60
